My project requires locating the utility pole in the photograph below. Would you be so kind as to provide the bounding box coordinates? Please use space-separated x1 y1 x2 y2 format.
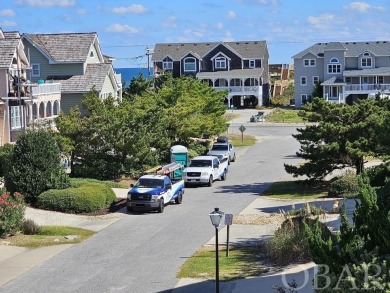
146 47 154 79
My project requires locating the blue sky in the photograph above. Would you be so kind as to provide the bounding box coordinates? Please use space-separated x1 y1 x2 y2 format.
1 0 390 69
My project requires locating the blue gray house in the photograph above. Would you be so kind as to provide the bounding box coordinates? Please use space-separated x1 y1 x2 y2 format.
293 41 390 108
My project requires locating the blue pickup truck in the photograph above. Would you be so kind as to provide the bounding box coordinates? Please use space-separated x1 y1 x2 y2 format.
127 163 185 213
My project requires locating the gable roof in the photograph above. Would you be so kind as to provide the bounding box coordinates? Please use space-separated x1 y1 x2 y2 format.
0 30 29 69
53 63 115 93
23 32 98 63
152 41 268 61
293 41 390 59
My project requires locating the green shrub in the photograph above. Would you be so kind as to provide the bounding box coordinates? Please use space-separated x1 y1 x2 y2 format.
366 163 390 187
4 129 69 203
0 192 25 237
22 218 41 235
69 178 126 189
0 144 14 178
328 171 359 198
36 183 115 213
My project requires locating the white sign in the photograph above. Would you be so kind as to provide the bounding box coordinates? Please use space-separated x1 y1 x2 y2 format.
224 213 233 225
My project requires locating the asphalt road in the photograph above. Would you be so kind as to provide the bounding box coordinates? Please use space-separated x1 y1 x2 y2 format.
0 124 302 293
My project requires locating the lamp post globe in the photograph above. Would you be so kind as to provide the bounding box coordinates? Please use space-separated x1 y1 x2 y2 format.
209 207 224 293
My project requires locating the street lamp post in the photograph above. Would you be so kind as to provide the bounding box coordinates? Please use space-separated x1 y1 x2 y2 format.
209 207 224 293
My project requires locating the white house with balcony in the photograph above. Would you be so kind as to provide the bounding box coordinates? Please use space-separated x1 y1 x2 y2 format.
152 41 269 108
293 41 390 108
0 29 61 146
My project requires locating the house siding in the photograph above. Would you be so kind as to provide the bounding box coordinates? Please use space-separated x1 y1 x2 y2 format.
0 69 9 97
86 43 101 64
101 75 116 97
60 94 86 115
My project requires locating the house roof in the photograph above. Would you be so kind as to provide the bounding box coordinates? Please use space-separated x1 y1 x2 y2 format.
321 76 346 86
0 31 21 68
343 66 390 77
152 41 268 61
54 63 114 93
196 68 264 78
293 41 390 59
23 32 97 63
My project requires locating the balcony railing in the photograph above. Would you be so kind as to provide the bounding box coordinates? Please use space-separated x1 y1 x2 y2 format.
344 83 390 92
30 83 61 96
214 86 261 93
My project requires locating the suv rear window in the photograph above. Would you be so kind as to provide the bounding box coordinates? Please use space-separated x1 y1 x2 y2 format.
211 144 228 151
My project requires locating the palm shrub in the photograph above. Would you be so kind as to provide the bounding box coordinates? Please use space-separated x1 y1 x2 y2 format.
4 128 70 204
0 192 25 237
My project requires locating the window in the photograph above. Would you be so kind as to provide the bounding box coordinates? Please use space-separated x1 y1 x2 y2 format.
11 106 22 130
163 61 173 70
301 94 307 104
215 57 226 69
304 59 316 67
249 60 256 68
361 52 372 68
184 57 196 72
31 64 40 77
301 76 307 86
345 77 352 83
313 76 319 85
328 64 341 73
90 51 94 57
378 76 384 84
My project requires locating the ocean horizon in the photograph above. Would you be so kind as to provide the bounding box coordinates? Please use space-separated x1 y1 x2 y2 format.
115 67 154 87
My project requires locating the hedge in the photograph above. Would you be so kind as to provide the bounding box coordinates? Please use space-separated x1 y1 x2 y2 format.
36 183 116 213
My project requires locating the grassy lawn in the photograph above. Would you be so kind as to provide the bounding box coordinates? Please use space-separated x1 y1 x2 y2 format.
265 108 305 123
262 180 329 200
227 134 256 147
177 246 269 281
4 226 95 248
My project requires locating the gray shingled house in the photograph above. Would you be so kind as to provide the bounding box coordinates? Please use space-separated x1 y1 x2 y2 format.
22 32 122 115
152 41 270 108
293 41 390 108
0 28 61 146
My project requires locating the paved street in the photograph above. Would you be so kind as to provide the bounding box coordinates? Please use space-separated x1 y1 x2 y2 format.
0 111 307 293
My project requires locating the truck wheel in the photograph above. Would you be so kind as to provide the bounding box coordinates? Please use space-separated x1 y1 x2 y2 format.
157 199 164 213
231 154 236 162
208 176 213 187
175 191 183 204
127 206 133 213
221 170 227 181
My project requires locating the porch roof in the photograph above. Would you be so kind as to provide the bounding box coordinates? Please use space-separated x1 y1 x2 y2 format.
196 68 264 79
321 76 346 86
343 66 390 77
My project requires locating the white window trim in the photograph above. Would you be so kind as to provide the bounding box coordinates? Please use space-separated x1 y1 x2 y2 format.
300 76 307 86
31 64 40 77
312 76 319 85
215 57 226 69
163 61 173 70
184 57 196 72
361 57 372 68
304 59 316 67
249 59 256 68
11 106 22 130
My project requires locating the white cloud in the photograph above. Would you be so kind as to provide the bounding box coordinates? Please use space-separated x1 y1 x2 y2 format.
0 9 16 16
14 0 76 7
110 4 148 15
344 2 385 13
162 16 178 28
216 22 224 30
105 24 139 34
183 29 204 38
307 13 335 29
76 8 87 15
0 20 17 27
222 31 234 42
226 11 236 19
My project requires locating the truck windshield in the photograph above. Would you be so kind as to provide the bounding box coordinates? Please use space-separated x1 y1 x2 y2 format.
211 144 228 151
136 179 164 188
189 160 212 167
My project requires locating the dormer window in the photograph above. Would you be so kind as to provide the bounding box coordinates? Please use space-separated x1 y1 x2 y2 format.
327 57 341 74
249 60 256 68
184 57 196 72
215 57 226 69
361 52 372 68
163 61 173 70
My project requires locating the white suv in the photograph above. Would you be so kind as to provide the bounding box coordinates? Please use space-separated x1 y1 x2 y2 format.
207 136 236 164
